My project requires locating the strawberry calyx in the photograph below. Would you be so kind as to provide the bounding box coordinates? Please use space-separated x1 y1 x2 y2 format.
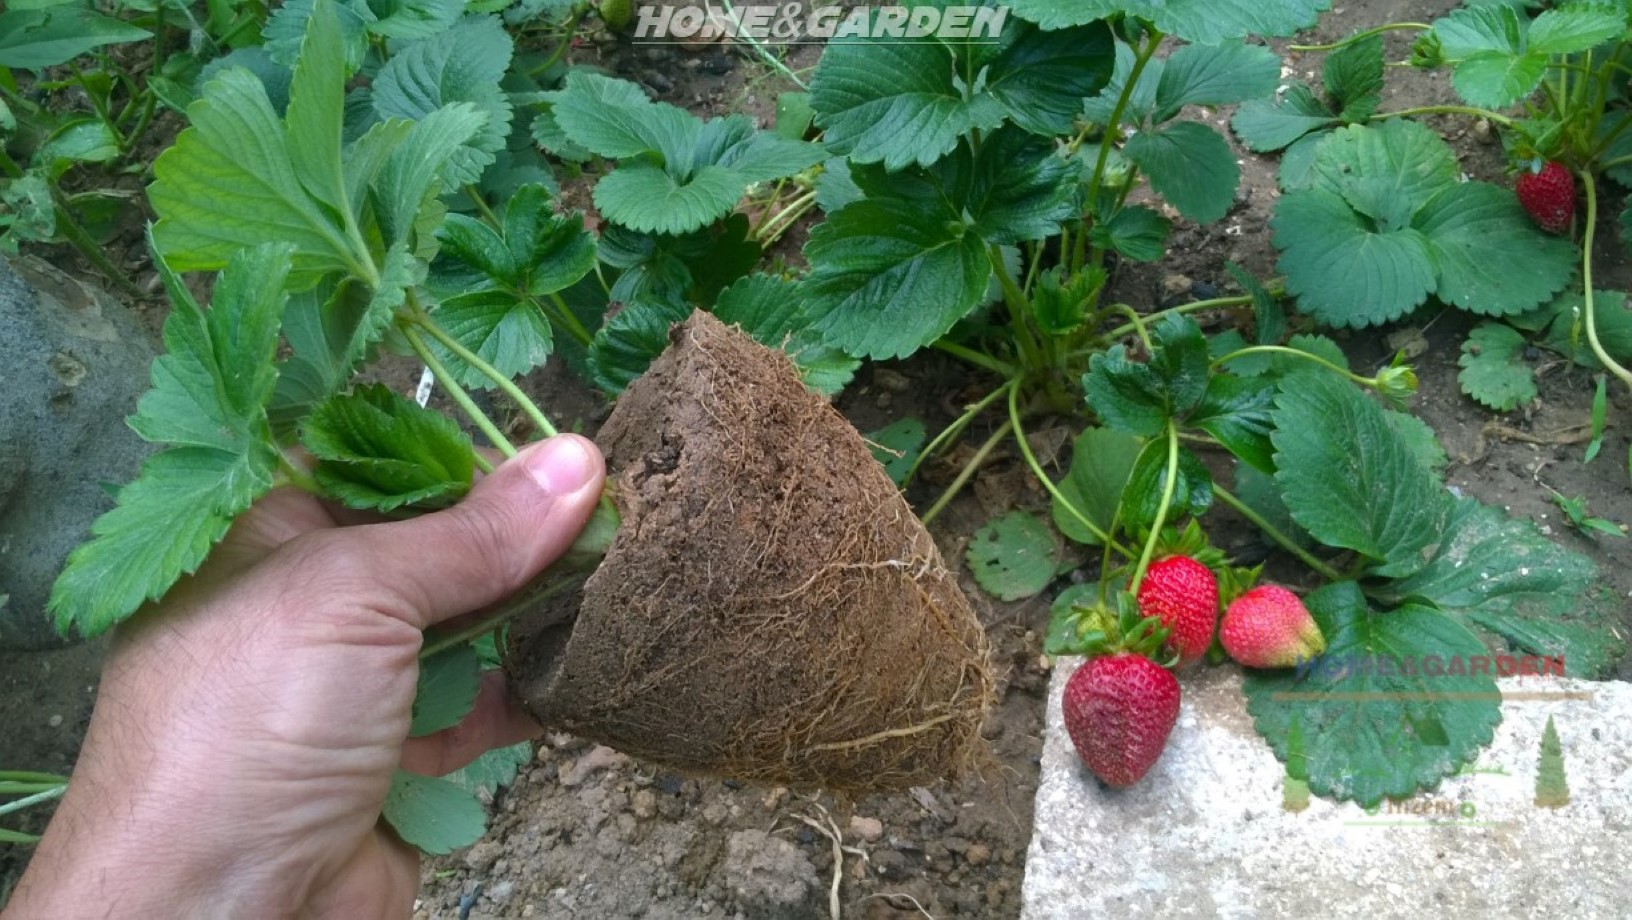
1142 520 1226 574
1216 563 1264 608
1060 591 1179 668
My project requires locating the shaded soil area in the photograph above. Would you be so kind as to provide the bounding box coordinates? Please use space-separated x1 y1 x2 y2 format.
7 0 1632 915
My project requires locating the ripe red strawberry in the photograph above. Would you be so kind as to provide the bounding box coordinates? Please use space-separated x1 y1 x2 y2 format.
1220 585 1326 669
1135 555 1218 666
1515 161 1575 234
1062 652 1182 787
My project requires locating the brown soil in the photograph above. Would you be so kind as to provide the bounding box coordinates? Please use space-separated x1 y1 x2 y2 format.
507 312 992 790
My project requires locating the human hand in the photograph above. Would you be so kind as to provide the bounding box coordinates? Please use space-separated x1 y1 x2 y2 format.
6 434 604 919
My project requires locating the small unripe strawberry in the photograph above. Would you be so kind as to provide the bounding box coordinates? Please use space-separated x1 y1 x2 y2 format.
1515 161 1575 234
1061 652 1181 787
1220 585 1325 669
1135 555 1218 666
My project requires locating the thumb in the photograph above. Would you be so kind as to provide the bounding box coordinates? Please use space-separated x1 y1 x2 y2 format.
298 434 605 629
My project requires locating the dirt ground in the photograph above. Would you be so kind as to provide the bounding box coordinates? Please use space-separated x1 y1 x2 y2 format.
6 0 1632 914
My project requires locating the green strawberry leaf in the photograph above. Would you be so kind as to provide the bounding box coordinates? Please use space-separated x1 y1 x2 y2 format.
1413 183 1575 318
1376 498 1623 678
1458 322 1537 411
263 0 373 70
809 11 1111 168
382 770 488 855
1032 265 1107 335
1121 436 1212 529
1226 261 1285 345
1082 40 1160 127
1089 205 1170 263
1153 40 1280 123
445 742 533 797
867 418 928 486
1324 32 1385 122
0 9 150 70
427 291 555 391
1434 4 1623 109
803 197 988 360
1189 374 1277 473
371 15 515 186
1244 581 1501 807
302 384 475 512
1005 0 1330 42
1536 289 1632 369
1124 121 1238 224
553 73 823 235
1271 369 1449 578
1383 409 1448 475
967 511 1062 601
48 244 294 638
1084 313 1210 437
712 274 860 395
1230 84 1337 153
593 162 747 236
151 22 369 284
1052 427 1143 546
599 215 761 308
588 297 693 394
410 643 482 737
367 0 467 39
1274 121 1566 328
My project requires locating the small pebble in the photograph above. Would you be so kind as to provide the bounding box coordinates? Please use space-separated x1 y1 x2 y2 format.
965 843 991 867
849 815 885 843
47 714 62 728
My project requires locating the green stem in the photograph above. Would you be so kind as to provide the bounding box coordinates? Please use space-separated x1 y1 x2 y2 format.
66 61 119 143
931 339 1018 378
545 291 595 348
1598 153 1632 171
1007 382 1137 558
1086 25 1162 209
413 314 559 439
0 147 23 178
1370 105 1514 127
1576 170 1632 389
49 194 141 297
417 571 583 660
0 783 66 820
901 379 1018 487
403 324 520 457
1214 485 1344 582
1127 422 1180 592
1212 344 1375 385
530 8 586 77
718 0 807 88
989 243 1043 371
1099 295 1253 341
1288 22 1431 51
920 421 1012 526
753 189 818 244
1110 303 1154 351
276 451 325 495
464 184 502 227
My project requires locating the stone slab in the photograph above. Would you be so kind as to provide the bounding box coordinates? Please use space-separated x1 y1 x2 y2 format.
1022 664 1632 918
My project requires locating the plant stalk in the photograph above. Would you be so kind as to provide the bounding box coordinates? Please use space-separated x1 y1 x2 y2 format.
402 324 520 457
1007 383 1136 558
1213 485 1344 581
920 421 1012 525
1576 170 1632 389
1128 422 1181 592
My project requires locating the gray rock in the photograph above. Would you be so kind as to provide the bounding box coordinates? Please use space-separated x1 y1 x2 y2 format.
718 829 817 909
1024 664 1632 918
0 256 157 649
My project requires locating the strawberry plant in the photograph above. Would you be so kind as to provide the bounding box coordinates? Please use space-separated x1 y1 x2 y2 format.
1235 1 1632 412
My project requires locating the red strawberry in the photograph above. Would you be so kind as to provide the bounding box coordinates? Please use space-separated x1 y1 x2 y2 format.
1515 161 1575 234
1135 555 1218 666
1061 652 1182 788
1220 585 1326 669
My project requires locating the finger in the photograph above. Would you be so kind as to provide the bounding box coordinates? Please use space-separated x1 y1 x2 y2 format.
289 434 605 629
400 672 541 777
